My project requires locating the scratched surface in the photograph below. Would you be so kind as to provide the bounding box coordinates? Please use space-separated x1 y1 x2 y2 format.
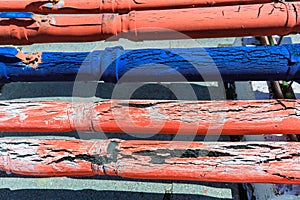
3 44 300 83
0 38 241 199
0 99 299 135
1 139 300 185
0 35 298 199
4 35 300 199
4 34 300 200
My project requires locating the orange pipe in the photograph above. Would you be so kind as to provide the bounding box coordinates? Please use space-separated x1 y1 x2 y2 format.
0 99 299 135
1 3 300 44
2 138 300 184
0 0 282 14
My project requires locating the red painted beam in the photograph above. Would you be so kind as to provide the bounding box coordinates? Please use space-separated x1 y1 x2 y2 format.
2 2 300 44
0 0 278 14
0 99 299 135
2 138 300 184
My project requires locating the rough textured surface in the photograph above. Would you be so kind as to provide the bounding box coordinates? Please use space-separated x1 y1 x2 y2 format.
1 139 300 184
0 99 299 135
3 35 300 199
0 37 241 200
3 44 300 83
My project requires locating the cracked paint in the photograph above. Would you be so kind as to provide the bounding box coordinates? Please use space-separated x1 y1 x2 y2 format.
0 139 300 184
0 99 298 134
2 44 300 83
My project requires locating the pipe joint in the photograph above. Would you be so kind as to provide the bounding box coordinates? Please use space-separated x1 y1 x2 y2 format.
101 14 122 35
32 15 53 27
99 0 131 13
9 26 29 42
42 0 65 9
100 46 125 83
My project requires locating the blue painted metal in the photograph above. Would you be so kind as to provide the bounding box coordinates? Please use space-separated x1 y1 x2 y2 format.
1 45 300 83
0 12 34 19
0 47 18 57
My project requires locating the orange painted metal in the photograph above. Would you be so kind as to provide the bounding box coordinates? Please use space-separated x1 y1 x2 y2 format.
0 99 299 135
2 2 300 44
2 138 300 184
0 0 281 14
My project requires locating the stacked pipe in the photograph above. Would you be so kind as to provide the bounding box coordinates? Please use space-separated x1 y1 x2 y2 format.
0 0 300 186
1 1 300 44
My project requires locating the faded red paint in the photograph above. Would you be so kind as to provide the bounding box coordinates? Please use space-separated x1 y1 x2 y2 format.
0 0 278 14
1 138 300 184
1 2 300 44
0 99 299 135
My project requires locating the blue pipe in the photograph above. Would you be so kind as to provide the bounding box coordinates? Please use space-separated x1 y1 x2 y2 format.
0 47 18 57
1 44 300 83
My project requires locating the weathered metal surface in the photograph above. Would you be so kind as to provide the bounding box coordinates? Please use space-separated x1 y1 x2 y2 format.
0 99 299 134
1 138 300 184
1 3 300 44
0 47 41 69
236 37 278 200
2 44 300 83
0 0 278 14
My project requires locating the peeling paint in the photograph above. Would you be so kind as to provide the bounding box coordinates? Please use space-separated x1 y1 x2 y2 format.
1 139 300 184
0 99 298 134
